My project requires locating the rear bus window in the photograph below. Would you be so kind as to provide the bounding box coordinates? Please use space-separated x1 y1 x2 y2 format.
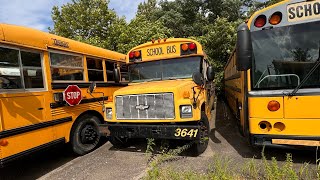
50 52 84 81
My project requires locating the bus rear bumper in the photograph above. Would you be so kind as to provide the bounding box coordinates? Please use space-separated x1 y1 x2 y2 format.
252 134 320 148
99 123 201 140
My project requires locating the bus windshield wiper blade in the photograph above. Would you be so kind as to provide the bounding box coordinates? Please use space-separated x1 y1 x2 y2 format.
289 44 320 97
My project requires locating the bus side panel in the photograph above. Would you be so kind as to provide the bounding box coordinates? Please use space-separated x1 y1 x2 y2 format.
0 94 46 130
1 127 55 159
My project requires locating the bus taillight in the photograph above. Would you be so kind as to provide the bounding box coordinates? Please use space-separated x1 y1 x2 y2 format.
269 12 282 25
254 15 266 28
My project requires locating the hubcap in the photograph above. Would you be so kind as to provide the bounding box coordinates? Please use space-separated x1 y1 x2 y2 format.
80 124 98 144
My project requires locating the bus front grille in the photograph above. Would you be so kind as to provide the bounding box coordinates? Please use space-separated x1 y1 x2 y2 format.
115 93 174 120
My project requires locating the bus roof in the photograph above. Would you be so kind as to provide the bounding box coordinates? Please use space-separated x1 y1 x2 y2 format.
0 23 126 62
127 38 205 63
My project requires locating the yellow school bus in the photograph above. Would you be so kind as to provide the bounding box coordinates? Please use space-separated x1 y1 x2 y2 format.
225 0 320 147
99 38 215 155
0 23 127 166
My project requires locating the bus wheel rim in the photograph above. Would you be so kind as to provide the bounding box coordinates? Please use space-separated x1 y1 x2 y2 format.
80 124 98 144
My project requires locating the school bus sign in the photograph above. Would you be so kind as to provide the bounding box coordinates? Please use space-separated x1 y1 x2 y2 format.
63 85 82 106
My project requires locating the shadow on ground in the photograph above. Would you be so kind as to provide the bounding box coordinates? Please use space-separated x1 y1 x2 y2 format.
0 144 77 180
211 97 319 165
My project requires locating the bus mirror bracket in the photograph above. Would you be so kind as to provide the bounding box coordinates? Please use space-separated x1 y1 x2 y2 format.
88 81 97 94
114 68 120 83
192 72 204 108
207 66 215 81
236 23 252 71
88 81 105 108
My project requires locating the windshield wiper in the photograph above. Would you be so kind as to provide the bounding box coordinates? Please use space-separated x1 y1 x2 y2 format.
289 43 320 96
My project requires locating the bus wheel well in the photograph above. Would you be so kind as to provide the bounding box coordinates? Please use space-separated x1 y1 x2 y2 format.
75 110 104 124
70 110 104 137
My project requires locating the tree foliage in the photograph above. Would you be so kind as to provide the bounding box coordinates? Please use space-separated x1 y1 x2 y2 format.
50 0 282 91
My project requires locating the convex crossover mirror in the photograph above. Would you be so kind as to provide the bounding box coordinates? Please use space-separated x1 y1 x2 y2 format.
207 66 215 81
192 72 204 86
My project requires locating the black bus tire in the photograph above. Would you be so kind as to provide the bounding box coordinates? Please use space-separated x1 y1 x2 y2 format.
71 114 101 155
191 111 210 156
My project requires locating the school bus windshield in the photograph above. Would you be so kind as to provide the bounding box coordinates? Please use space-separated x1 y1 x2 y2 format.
128 56 201 83
251 21 320 90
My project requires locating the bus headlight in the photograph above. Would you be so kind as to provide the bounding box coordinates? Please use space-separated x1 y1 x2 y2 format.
180 105 192 118
106 108 112 119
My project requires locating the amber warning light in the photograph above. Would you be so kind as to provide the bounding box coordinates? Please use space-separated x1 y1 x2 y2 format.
180 42 197 55
268 100 280 112
129 50 142 62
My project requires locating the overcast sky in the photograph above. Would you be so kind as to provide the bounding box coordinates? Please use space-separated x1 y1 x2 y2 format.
0 0 146 32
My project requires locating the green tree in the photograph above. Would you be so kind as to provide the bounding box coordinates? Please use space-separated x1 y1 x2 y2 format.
50 0 127 51
116 15 172 53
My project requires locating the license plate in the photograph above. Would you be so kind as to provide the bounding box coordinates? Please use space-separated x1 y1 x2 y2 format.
174 128 199 138
287 0 320 22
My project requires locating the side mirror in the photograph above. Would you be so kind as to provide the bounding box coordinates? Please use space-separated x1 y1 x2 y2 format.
192 72 204 86
207 66 215 81
236 23 252 71
114 68 120 83
88 81 96 94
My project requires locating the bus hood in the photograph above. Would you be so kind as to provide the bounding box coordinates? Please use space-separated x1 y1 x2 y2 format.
113 79 196 96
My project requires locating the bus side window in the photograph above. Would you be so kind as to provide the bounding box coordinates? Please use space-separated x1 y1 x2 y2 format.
87 58 104 81
50 52 84 81
21 51 44 89
105 60 115 82
0 47 23 89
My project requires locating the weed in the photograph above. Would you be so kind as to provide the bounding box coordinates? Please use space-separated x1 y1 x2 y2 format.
146 138 155 155
242 157 260 180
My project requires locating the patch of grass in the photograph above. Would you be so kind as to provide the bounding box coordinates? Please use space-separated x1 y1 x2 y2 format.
144 144 317 180
242 157 260 179
207 155 234 180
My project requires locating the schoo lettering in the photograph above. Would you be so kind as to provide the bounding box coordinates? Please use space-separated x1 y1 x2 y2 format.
147 47 164 56
288 3 320 19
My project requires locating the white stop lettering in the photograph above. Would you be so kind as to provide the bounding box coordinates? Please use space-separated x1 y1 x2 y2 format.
67 92 81 99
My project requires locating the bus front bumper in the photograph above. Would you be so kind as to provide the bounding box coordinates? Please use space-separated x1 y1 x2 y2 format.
252 134 320 148
99 123 201 140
